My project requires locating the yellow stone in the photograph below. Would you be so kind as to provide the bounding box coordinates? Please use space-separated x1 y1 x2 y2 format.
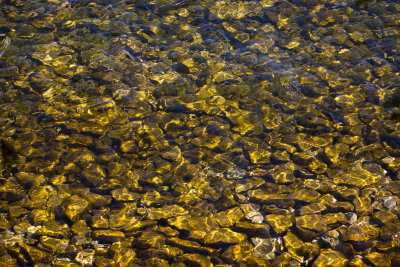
343 225 380 242
213 207 244 227
148 205 188 220
265 214 293 234
353 196 372 215
292 189 321 202
313 249 348 267
365 252 391 267
296 214 330 232
204 228 247 245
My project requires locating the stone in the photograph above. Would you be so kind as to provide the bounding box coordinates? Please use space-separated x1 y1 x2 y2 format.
183 254 213 267
166 238 216 255
61 195 89 222
92 230 125 243
251 237 282 260
265 214 294 234
213 207 244 227
365 252 391 267
234 221 271 238
343 224 380 242
204 228 247 246
222 243 254 263
312 249 348 267
167 215 219 240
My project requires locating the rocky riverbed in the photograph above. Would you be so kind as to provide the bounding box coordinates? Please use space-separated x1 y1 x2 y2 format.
0 0 399 266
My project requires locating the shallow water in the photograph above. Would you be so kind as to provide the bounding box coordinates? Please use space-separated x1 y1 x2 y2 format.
0 0 400 266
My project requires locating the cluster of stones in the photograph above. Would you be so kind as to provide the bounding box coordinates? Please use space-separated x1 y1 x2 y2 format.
0 0 399 266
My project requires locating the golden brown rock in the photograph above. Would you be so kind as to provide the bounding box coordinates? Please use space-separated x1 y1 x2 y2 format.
61 195 89 222
136 231 165 249
251 237 283 260
166 237 216 255
343 224 380 242
92 230 125 243
284 231 319 263
312 249 348 267
295 214 330 232
221 243 254 263
213 207 244 227
365 252 391 267
148 205 188 220
353 196 372 216
168 215 219 240
75 249 95 266
204 228 247 246
183 253 213 267
249 190 295 208
265 214 294 234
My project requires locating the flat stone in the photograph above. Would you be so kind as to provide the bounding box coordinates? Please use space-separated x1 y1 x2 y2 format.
213 207 244 227
166 237 216 255
313 249 348 267
222 243 254 263
204 228 247 246
343 225 380 242
136 231 165 249
251 237 282 260
61 195 89 222
183 254 213 267
168 215 219 240
0 66 18 78
92 230 125 243
265 214 294 234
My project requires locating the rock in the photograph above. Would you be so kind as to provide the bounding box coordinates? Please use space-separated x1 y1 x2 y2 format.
61 195 89 222
265 214 294 234
213 207 244 227
79 163 106 187
234 221 271 238
148 205 188 220
0 66 18 78
92 230 125 243
343 224 380 242
204 228 247 246
166 237 216 255
168 215 219 240
365 252 391 267
183 253 213 267
75 249 95 266
313 249 348 267
222 243 254 263
226 166 246 180
251 237 282 260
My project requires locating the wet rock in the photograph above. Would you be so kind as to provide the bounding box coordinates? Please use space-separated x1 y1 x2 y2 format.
204 228 247 246
234 221 271 238
79 163 106 187
251 237 282 260
226 166 246 180
166 237 216 255
265 214 294 234
93 230 125 243
61 195 89 222
75 249 95 266
148 205 188 220
222 243 254 263
20 244 52 263
213 207 244 227
183 253 213 267
0 66 18 78
168 215 219 239
365 252 392 267
343 224 380 242
313 249 348 267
